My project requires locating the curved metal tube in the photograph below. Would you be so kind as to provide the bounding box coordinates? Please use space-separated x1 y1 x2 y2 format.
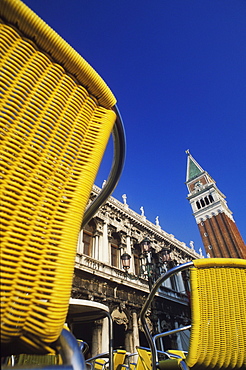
82 105 126 228
139 261 194 370
59 329 86 370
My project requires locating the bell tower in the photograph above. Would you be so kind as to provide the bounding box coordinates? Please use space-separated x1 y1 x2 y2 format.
185 150 246 258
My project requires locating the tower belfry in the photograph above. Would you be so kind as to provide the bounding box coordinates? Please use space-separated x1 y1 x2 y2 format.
185 150 246 258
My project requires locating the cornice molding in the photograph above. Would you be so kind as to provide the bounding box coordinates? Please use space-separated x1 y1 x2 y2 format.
91 185 200 259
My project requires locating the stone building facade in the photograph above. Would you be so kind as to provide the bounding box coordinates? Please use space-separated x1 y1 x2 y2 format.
71 185 201 357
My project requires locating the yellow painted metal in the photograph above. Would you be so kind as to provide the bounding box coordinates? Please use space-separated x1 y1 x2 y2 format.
166 350 186 360
136 347 152 370
0 0 116 353
94 359 107 370
186 258 246 369
193 257 246 269
113 349 126 370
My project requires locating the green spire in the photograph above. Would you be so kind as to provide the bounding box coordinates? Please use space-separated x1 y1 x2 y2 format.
188 158 203 179
186 150 204 182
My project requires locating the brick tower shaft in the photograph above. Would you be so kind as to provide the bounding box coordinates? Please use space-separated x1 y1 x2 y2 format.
185 150 246 258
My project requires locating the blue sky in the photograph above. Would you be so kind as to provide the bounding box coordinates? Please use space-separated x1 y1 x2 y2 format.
24 0 246 254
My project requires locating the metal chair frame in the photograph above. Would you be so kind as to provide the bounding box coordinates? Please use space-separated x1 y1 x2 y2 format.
67 299 114 370
82 105 125 228
2 329 86 370
140 260 246 370
140 262 193 370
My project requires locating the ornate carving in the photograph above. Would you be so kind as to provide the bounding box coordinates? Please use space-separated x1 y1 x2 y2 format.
138 315 153 334
112 308 129 330
160 319 172 331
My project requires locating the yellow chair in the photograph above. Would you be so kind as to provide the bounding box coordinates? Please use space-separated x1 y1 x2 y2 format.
140 259 246 370
134 347 171 370
113 349 127 370
86 349 127 370
0 0 125 364
94 359 107 370
136 347 152 370
124 352 138 370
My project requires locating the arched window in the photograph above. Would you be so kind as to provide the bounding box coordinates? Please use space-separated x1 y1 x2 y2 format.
196 201 201 209
200 199 205 207
111 232 121 268
133 243 141 275
83 221 94 256
209 194 214 203
205 196 209 205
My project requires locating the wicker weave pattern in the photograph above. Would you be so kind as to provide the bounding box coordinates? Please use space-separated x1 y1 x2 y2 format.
0 22 115 351
0 0 116 109
187 259 246 369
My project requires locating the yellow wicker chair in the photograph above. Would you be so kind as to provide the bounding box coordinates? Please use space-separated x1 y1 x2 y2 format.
140 259 246 370
85 349 127 370
0 0 125 363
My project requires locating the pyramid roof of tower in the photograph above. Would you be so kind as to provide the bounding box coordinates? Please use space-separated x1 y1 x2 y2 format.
185 150 204 182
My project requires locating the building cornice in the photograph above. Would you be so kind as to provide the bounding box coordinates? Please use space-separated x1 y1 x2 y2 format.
75 253 190 305
91 185 200 259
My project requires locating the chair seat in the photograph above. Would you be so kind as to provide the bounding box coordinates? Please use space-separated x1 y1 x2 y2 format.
158 359 182 370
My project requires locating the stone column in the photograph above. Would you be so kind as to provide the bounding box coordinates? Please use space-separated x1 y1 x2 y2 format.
101 317 109 353
100 221 109 264
93 233 100 260
177 271 185 293
126 311 139 364
77 230 83 254
157 319 164 351
91 321 102 357
163 269 172 288
132 311 140 354
174 321 183 351
126 235 134 273
125 330 133 353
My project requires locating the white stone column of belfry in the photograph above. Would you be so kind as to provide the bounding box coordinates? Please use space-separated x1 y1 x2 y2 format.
126 235 134 273
77 229 83 254
132 311 140 355
99 221 109 264
91 321 102 357
101 317 109 353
